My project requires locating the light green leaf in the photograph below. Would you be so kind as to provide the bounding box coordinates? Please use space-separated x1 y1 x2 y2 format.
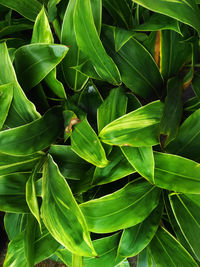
149 227 198 267
71 118 108 168
133 0 200 35
41 155 96 257
0 83 13 129
74 0 121 85
4 213 27 240
0 42 40 127
24 214 36 267
93 146 136 185
99 101 164 147
121 146 154 182
15 43 68 90
166 108 200 161
97 86 128 133
80 178 161 233
137 247 156 267
154 152 200 193
0 107 63 156
170 193 200 260
0 0 42 21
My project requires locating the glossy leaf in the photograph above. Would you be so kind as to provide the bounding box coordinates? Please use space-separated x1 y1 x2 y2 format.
99 101 164 147
71 118 108 167
149 227 198 267
0 42 40 127
170 193 200 260
97 86 128 132
24 214 36 267
0 151 43 176
80 178 161 233
0 0 42 21
121 146 154 182
133 0 200 35
93 146 136 185
0 107 63 156
160 77 183 146
15 44 68 90
117 201 163 258
166 108 200 161
49 145 91 180
74 0 121 85
137 247 156 267
101 26 163 98
41 155 96 257
0 83 13 129
4 213 27 240
154 152 200 193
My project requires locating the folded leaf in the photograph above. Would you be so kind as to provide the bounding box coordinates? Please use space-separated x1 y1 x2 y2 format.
74 0 121 85
154 152 200 193
149 227 198 267
169 193 200 261
0 83 13 129
80 178 161 233
15 44 68 90
121 146 154 182
93 146 136 185
133 0 200 35
99 101 164 147
0 107 63 156
41 155 96 257
71 118 108 167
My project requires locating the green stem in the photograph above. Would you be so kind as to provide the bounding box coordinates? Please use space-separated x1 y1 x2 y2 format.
72 254 83 267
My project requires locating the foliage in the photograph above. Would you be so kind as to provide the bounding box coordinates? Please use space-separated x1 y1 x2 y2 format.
1 0 200 266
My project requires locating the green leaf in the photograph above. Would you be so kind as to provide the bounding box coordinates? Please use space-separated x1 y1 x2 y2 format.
97 86 128 133
192 74 200 99
80 178 161 233
99 101 164 147
15 43 68 90
0 0 42 21
117 201 163 258
0 107 63 156
134 13 181 33
137 247 156 267
41 155 96 257
133 0 200 35
4 213 27 240
160 77 183 146
121 146 154 182
101 26 163 98
0 42 40 127
0 83 13 129
24 214 36 267
149 227 198 267
74 0 121 85
0 151 43 176
154 152 200 193
71 118 108 167
166 108 200 161
93 146 136 185
169 193 200 261
49 145 91 180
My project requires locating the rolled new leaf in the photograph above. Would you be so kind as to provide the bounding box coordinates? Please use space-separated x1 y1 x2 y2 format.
71 118 108 168
41 155 96 257
0 107 63 156
99 101 164 147
133 0 200 35
154 152 200 193
74 0 121 85
80 178 161 233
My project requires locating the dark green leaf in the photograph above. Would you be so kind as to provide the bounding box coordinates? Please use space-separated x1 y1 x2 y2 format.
0 83 13 129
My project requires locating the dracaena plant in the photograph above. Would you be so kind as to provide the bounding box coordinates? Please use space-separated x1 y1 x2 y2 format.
1 0 200 266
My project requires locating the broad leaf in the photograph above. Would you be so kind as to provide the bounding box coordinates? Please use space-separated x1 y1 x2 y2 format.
149 227 198 267
121 146 154 182
0 107 63 156
74 0 121 85
80 178 161 233
4 213 27 240
71 118 108 167
15 44 68 90
0 83 13 129
133 0 200 35
154 152 200 193
99 101 164 147
41 155 96 257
